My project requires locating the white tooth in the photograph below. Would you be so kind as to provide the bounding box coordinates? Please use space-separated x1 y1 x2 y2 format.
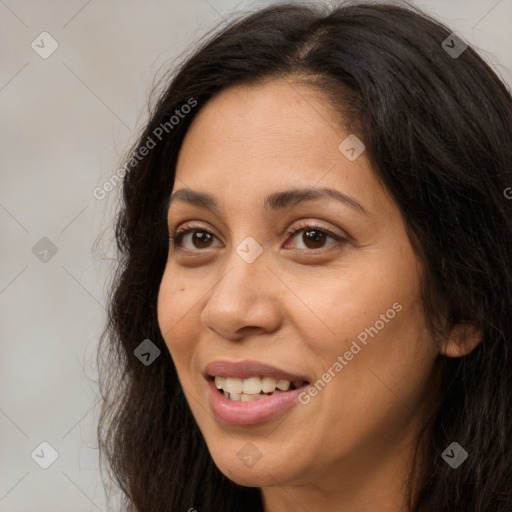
215 376 225 389
228 392 241 401
243 376 262 394
292 380 303 389
240 393 260 402
223 390 229 399
276 379 290 391
261 376 278 393
224 377 243 394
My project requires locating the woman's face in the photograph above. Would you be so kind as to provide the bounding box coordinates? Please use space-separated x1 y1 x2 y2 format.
157 78 441 499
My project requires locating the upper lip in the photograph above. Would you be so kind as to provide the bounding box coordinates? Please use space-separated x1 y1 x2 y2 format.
204 360 310 383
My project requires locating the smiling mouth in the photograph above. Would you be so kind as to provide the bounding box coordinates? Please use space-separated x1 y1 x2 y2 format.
210 375 308 402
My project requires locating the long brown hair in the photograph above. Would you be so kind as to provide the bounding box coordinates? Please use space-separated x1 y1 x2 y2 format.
98 2 512 510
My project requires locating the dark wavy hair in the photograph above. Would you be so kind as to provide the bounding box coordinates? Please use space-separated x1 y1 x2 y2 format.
97 2 512 511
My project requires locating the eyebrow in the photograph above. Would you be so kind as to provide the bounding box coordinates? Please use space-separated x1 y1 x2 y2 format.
167 187 370 216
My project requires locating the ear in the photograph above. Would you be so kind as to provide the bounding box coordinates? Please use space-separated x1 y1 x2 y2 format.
440 322 483 358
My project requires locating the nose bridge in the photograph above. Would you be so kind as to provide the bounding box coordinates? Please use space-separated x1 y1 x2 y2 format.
201 237 280 337
213 236 268 303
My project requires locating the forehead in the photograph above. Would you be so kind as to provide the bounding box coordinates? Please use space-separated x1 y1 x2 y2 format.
172 79 389 218
176 79 342 172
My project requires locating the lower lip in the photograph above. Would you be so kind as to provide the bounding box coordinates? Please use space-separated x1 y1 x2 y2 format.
207 378 308 426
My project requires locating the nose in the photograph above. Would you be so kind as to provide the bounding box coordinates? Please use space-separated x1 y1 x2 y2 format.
201 248 281 341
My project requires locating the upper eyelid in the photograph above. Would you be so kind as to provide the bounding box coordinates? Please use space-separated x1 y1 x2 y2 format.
169 219 343 236
169 221 346 247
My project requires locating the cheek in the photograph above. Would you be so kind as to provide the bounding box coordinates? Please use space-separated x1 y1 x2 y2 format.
293 245 436 430
314 296 436 447
157 268 197 356
290 264 403 357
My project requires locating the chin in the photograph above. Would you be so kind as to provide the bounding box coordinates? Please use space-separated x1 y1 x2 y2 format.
208 448 301 488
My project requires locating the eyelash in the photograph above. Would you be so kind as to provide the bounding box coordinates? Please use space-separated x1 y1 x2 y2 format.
168 221 346 253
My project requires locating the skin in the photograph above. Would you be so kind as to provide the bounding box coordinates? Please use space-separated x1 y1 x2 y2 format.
157 78 481 512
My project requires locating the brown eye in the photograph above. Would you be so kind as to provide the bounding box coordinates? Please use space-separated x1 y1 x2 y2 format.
190 231 213 248
170 227 219 250
285 224 345 251
302 229 327 249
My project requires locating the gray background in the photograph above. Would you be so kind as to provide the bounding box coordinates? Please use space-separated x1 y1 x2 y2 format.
1 0 511 510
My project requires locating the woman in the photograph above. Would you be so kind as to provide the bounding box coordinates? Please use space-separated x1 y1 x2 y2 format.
97 2 512 511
